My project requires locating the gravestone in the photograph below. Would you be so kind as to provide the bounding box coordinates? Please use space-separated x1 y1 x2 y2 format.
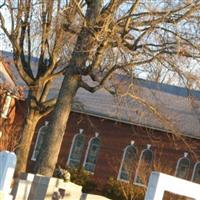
58 181 82 200
12 173 82 200
12 173 35 200
28 174 63 200
144 171 200 200
0 151 16 193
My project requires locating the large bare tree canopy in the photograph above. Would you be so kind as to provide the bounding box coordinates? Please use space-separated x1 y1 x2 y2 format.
1 0 200 176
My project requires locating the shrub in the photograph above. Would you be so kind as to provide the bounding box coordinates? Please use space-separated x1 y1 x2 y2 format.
103 177 145 200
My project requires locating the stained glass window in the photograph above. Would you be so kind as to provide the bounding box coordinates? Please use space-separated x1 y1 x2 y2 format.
31 121 49 161
134 145 153 186
175 154 190 179
68 130 85 168
192 162 200 184
118 144 137 181
84 136 100 173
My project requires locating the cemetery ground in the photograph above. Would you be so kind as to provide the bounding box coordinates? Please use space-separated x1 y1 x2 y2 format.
1 151 200 200
0 151 111 200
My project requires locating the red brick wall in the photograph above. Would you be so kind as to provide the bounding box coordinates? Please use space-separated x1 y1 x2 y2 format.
0 95 25 151
28 110 200 186
5 99 199 186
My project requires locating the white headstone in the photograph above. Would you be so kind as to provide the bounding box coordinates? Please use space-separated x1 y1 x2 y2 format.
145 171 200 200
58 181 82 200
28 175 62 200
0 151 17 193
12 173 35 200
0 191 13 200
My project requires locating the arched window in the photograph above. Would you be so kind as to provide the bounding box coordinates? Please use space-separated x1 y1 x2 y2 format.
67 129 85 168
134 144 153 186
83 133 100 173
192 162 200 184
118 141 137 181
31 121 49 161
175 152 190 179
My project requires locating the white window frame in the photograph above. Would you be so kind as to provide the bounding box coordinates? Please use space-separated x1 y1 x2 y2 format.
175 152 190 178
66 129 84 167
31 121 49 161
191 161 200 182
117 140 136 182
83 132 100 174
134 144 153 187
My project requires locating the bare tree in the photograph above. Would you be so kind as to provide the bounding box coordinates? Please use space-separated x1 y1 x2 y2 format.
0 0 79 176
34 0 200 176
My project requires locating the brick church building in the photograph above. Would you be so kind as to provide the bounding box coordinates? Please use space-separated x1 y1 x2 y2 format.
1 51 200 190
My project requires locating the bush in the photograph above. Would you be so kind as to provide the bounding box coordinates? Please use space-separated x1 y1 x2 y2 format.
103 177 145 200
54 167 146 199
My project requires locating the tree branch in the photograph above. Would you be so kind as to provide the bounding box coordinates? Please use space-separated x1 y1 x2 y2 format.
39 80 52 103
80 64 121 93
39 98 57 117
124 0 140 34
47 68 65 81
72 0 85 20
0 11 11 39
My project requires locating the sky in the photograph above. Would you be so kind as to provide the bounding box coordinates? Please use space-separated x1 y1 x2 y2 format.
1 0 200 90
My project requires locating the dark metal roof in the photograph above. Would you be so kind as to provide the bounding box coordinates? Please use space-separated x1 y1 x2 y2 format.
134 78 200 99
1 51 200 139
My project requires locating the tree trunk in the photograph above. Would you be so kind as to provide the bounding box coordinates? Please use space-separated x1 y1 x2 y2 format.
36 1 102 176
14 87 42 177
14 106 39 177
36 72 80 176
